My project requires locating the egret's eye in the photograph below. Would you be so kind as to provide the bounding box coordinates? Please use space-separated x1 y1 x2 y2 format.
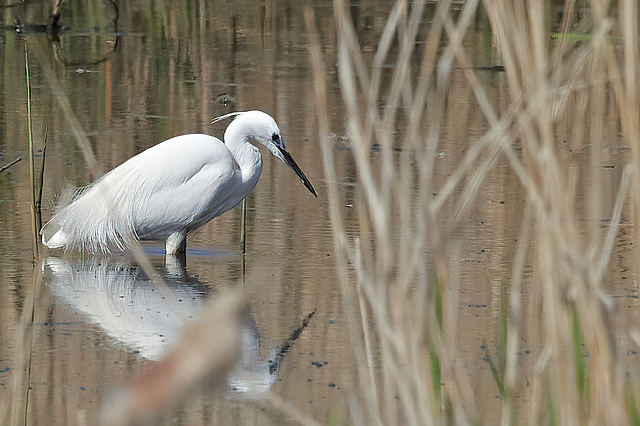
272 133 285 149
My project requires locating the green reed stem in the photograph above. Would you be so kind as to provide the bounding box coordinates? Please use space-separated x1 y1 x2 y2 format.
483 342 506 399
571 309 588 400
429 346 441 403
627 384 640 426
430 275 443 403
499 287 508 377
547 383 558 426
25 45 39 260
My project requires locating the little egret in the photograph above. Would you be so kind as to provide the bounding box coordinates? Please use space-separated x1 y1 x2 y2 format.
41 110 317 255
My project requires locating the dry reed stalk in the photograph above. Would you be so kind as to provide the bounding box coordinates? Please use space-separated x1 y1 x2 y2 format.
2 44 42 426
327 0 466 423
487 3 632 424
306 9 383 423
316 0 640 424
100 291 243 426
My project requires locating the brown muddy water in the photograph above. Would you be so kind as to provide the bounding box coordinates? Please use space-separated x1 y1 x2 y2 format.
0 1 638 425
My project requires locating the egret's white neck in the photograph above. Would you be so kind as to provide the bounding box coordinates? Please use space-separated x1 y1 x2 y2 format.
224 124 263 186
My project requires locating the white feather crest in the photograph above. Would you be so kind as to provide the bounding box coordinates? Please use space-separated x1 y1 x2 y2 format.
210 111 246 125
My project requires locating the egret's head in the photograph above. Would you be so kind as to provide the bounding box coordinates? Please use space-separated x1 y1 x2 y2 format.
212 111 317 197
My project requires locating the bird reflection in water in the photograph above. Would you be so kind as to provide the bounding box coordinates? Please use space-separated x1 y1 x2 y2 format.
42 255 313 397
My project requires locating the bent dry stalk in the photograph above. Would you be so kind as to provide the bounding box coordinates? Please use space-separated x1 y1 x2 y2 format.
36 128 47 233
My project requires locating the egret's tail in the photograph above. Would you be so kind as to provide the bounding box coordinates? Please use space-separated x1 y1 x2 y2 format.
39 182 135 253
41 219 68 248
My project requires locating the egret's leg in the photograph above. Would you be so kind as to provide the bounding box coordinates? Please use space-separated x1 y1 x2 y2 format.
165 231 186 255
165 251 187 276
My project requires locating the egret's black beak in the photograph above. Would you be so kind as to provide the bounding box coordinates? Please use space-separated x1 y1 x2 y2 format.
277 146 317 197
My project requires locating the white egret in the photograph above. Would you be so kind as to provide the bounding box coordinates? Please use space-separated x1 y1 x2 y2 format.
41 110 317 254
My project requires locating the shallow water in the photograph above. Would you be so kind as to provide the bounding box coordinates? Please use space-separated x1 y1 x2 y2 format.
0 1 637 425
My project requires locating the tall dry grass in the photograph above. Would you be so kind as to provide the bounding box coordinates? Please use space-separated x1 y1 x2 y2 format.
311 0 640 424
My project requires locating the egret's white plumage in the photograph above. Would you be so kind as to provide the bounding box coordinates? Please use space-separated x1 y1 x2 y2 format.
41 110 316 254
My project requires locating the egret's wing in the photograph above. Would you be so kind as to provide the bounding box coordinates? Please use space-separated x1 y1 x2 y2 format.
134 154 241 238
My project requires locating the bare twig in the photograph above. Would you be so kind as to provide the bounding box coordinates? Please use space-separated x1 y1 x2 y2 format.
0 157 21 174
